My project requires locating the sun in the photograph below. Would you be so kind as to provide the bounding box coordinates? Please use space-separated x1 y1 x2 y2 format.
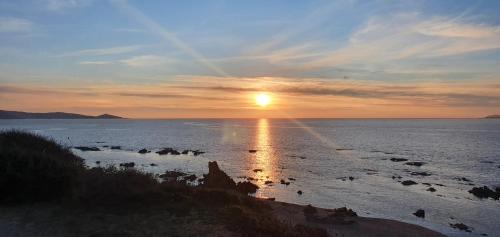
255 93 272 107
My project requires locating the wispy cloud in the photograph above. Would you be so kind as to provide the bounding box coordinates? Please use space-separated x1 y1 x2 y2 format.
119 55 173 68
59 45 145 57
79 61 112 65
0 17 33 33
45 0 93 11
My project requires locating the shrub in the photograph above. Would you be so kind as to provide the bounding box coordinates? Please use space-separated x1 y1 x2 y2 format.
74 166 160 207
0 130 85 203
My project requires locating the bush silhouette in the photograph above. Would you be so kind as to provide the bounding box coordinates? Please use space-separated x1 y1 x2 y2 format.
0 130 85 203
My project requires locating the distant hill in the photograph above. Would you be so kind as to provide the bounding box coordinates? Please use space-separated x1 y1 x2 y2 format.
485 115 500 119
0 110 123 119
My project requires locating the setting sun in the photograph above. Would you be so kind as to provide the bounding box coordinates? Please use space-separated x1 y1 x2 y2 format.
255 93 272 107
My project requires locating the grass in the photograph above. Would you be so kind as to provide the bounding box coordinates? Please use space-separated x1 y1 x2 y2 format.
0 130 329 237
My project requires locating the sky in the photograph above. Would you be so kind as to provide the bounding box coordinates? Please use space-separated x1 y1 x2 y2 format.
1 0 500 118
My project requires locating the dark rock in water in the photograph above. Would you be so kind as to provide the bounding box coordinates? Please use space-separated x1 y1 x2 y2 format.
405 162 425 167
411 171 431 176
95 161 101 165
236 181 259 194
119 162 135 168
401 180 418 186
422 183 431 186
450 223 472 232
267 197 275 201
413 209 425 218
159 170 187 179
280 179 290 185
297 190 303 195
390 158 408 162
184 174 197 182
336 148 353 151
202 161 236 189
181 149 206 156
253 168 263 172
264 180 273 185
110 146 121 150
288 177 296 181
427 187 437 192
138 149 150 154
156 148 181 155
181 150 189 155
150 163 157 166
74 146 100 151
303 204 317 216
331 207 357 217
455 177 472 182
348 176 354 181
248 149 257 153
468 186 499 200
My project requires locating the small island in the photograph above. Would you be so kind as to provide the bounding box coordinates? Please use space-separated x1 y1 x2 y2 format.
0 110 123 119
484 115 500 119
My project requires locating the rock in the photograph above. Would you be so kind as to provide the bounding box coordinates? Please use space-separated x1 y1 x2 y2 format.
455 177 472 182
297 190 303 195
288 177 296 181
264 180 273 185
411 171 431 176
267 197 275 201
280 179 290 185
248 149 257 153
74 146 100 151
427 187 437 192
181 150 189 155
156 148 181 155
150 163 157 166
119 162 135 168
159 170 186 179
95 161 101 165
422 182 431 186
401 180 418 186
202 161 236 189
252 168 263 173
138 149 150 154
468 186 499 200
110 146 121 150
450 223 472 232
181 149 205 156
348 176 354 181
184 174 197 182
405 162 426 167
330 207 357 217
390 158 408 162
236 181 259 194
413 209 425 218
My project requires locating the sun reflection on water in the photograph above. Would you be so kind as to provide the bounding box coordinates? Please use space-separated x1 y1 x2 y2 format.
251 118 277 198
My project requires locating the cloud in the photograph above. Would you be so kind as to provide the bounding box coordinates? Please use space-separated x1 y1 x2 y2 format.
301 13 500 68
59 45 145 57
115 92 227 101
45 0 93 11
79 61 112 65
119 55 173 68
0 17 33 33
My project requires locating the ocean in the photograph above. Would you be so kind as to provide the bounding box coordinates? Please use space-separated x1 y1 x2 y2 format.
1 119 499 237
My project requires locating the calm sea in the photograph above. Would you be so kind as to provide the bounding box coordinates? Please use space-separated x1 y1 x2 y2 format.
1 119 499 236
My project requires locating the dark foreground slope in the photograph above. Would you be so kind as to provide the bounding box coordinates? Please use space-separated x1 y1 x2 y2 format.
0 110 122 119
0 131 445 237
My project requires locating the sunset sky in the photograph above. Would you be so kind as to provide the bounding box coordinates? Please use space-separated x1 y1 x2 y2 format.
1 0 500 118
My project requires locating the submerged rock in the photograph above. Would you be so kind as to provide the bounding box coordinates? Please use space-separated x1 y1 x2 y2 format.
264 180 273 185
413 209 425 218
138 149 150 154
450 223 472 232
390 158 408 162
159 170 186 179
119 162 135 168
248 149 258 153
405 162 426 167
401 180 418 186
74 146 101 151
427 187 437 192
297 190 303 195
253 168 263 173
236 181 259 194
110 146 121 150
468 186 499 200
411 171 431 176
280 179 290 185
156 148 181 155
